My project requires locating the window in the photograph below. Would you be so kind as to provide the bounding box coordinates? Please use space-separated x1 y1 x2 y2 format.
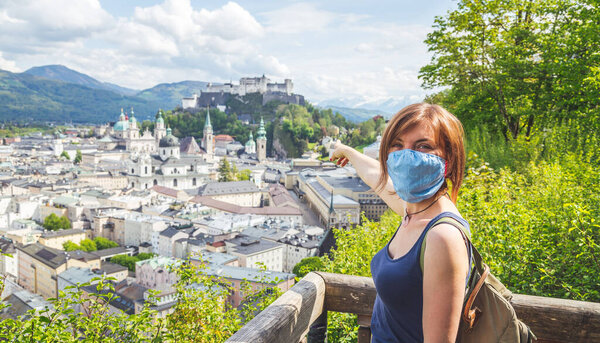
131 182 135 188
131 168 135 174
145 166 148 174
192 178 196 186
153 179 157 186
173 179 178 187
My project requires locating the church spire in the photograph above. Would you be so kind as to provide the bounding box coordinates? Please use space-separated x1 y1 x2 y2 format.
205 106 212 129
257 116 266 139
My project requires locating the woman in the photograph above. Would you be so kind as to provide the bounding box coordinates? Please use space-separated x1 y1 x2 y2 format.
330 103 470 343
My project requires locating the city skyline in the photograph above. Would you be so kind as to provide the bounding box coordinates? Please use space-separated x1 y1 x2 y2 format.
0 0 456 110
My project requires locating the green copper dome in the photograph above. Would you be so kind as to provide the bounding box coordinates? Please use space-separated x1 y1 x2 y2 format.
114 120 129 131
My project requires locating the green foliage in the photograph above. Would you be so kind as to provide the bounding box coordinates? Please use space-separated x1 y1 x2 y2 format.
74 149 82 164
237 169 252 181
292 256 325 279
0 259 282 342
110 253 156 271
42 213 71 231
420 0 600 139
59 150 70 160
63 237 118 252
62 241 79 252
79 239 97 252
93 237 119 250
0 70 161 123
218 157 234 182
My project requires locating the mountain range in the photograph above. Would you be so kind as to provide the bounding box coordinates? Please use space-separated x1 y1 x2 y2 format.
0 64 392 124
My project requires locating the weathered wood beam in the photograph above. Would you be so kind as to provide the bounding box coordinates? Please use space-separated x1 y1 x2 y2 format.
228 272 600 343
315 271 376 317
511 294 600 343
226 272 326 343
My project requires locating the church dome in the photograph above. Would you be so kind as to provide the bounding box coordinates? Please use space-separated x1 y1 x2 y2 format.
159 129 179 147
114 120 129 131
245 132 255 147
129 115 137 124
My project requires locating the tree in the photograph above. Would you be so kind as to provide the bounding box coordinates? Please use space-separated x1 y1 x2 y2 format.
237 169 252 181
62 241 79 251
319 146 329 159
43 213 70 231
292 257 325 279
74 149 82 164
218 157 234 182
59 215 71 229
60 151 70 160
94 237 118 250
79 239 97 252
419 0 600 139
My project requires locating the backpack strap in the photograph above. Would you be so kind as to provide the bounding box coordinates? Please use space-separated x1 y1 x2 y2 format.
419 216 484 275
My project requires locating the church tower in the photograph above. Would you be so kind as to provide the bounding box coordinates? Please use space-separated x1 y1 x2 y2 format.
256 116 267 162
154 109 167 144
202 107 214 160
128 108 139 140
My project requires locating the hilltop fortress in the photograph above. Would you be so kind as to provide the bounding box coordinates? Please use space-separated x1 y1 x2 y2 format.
182 75 304 109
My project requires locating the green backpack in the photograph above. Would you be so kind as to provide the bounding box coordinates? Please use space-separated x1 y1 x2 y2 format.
420 217 536 343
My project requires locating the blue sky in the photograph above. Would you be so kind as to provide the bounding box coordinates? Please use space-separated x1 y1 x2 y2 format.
0 0 457 110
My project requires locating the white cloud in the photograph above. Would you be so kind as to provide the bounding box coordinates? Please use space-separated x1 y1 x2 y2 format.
0 52 19 72
261 3 336 34
0 0 112 43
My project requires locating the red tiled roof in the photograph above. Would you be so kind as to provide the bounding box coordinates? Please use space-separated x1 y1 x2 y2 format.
214 134 234 142
151 185 179 198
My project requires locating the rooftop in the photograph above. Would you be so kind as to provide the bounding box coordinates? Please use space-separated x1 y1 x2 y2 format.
226 234 283 256
204 263 294 284
198 180 259 196
40 228 85 239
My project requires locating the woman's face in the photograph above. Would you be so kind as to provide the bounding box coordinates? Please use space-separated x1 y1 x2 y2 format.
388 122 442 158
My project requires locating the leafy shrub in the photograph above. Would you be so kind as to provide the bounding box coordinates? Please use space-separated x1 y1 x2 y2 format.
0 258 282 342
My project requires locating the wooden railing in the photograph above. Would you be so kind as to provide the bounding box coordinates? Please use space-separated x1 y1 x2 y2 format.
226 272 600 343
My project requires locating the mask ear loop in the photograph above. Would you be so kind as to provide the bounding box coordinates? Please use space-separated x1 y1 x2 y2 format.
444 160 448 177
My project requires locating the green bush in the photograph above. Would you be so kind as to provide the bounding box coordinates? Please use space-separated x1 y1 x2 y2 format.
0 260 282 342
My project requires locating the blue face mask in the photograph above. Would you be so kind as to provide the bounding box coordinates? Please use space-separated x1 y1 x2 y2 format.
386 149 446 203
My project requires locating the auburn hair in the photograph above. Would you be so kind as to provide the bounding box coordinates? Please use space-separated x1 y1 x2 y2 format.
376 103 465 203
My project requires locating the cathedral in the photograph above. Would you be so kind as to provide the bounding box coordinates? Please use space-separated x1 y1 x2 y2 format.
125 109 218 191
97 108 166 153
99 108 267 190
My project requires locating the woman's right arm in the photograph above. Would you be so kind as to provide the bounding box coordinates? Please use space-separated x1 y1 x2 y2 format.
330 142 405 214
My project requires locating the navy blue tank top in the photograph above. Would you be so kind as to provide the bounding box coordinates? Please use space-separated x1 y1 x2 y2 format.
370 212 471 343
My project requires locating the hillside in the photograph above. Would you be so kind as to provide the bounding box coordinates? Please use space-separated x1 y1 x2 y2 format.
24 65 139 96
0 69 160 123
136 81 209 110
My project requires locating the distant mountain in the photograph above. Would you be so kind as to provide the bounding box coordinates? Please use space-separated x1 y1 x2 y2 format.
136 81 209 110
318 105 388 123
0 69 161 123
318 95 417 118
24 65 139 96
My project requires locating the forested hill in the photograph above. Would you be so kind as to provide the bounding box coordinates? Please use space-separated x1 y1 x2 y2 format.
0 65 209 124
0 69 161 123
